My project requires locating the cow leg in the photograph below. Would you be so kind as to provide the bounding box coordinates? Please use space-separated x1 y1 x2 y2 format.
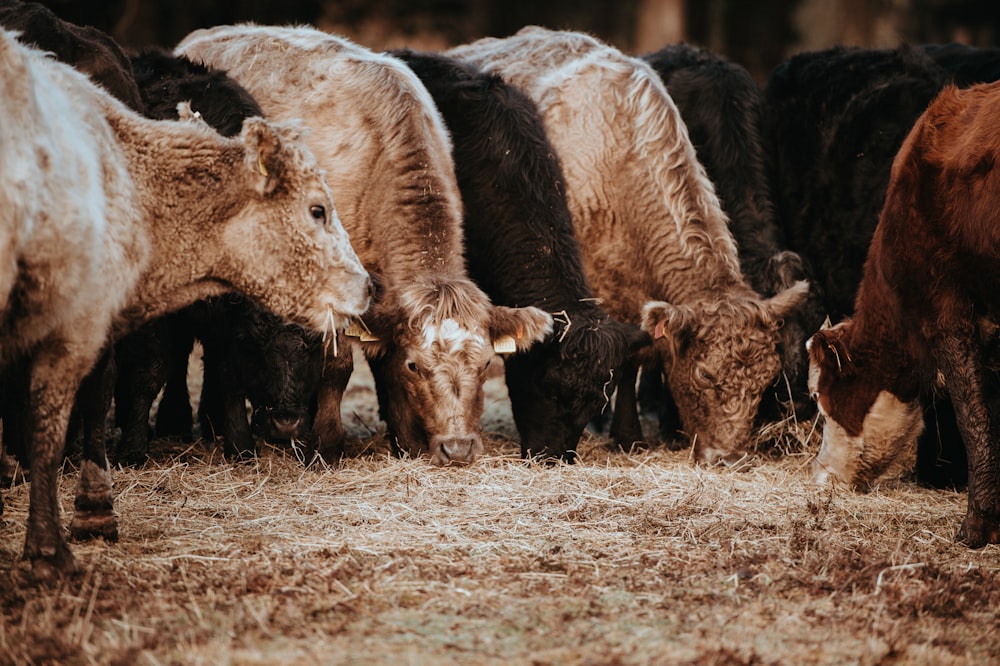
935 331 1000 548
197 335 255 459
657 389 687 450
307 340 353 463
114 325 168 466
155 314 195 440
636 361 664 415
220 384 255 460
24 340 97 578
609 357 644 449
69 348 119 542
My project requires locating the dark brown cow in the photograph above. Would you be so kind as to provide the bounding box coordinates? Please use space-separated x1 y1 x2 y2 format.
808 80 1000 548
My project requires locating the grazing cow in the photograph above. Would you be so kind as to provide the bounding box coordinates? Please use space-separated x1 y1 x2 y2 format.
391 49 648 461
114 48 322 463
177 24 552 467
448 27 809 464
0 28 371 576
639 43 821 427
764 45 974 488
807 81 1000 548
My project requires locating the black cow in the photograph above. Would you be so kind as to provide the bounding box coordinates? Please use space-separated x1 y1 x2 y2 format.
0 0 141 110
763 44 983 488
388 49 647 461
112 49 322 463
919 43 1000 87
637 43 821 437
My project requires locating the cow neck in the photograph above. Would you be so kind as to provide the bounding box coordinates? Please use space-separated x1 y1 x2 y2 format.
850 265 925 402
106 108 245 334
643 224 752 306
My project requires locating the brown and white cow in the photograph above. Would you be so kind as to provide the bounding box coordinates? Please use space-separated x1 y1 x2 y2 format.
448 27 808 464
808 81 1000 548
0 28 370 577
176 24 552 466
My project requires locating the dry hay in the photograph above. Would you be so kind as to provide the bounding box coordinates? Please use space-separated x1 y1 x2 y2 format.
1 357 999 665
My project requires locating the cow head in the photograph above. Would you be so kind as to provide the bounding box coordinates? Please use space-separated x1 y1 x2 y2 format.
641 280 809 464
218 118 372 332
239 310 324 444
757 250 827 420
504 316 650 462
806 322 923 489
362 278 552 465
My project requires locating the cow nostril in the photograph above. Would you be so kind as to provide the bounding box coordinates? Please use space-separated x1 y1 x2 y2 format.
271 412 302 432
440 439 475 463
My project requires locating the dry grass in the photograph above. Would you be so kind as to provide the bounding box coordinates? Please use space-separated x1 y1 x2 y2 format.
2 358 999 665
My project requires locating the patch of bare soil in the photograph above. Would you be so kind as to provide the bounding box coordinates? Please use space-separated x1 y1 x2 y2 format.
2 354 998 665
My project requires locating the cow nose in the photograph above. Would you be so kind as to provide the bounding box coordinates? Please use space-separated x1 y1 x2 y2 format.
433 437 481 466
270 411 303 439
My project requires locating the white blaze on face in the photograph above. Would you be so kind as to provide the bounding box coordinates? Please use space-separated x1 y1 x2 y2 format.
813 390 923 488
422 317 487 353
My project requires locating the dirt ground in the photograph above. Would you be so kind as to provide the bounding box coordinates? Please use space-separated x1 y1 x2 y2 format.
2 351 999 665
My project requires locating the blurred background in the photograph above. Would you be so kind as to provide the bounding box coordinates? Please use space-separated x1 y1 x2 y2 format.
37 0 1000 82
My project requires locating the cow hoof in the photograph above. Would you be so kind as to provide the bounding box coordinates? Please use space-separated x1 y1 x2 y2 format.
116 447 149 467
662 436 690 452
956 511 1000 549
608 439 650 454
25 544 78 581
70 511 120 542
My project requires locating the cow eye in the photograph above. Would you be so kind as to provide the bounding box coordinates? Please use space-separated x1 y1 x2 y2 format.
405 360 418 373
310 205 326 224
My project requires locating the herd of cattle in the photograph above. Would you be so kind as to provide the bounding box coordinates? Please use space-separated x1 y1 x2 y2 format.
2 0 1000 577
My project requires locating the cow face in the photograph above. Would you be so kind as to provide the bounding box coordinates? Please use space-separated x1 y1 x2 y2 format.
807 324 923 489
219 119 372 332
242 316 324 444
504 318 650 461
641 281 808 464
366 280 553 466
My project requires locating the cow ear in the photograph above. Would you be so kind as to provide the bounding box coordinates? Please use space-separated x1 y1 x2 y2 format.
489 306 553 353
641 300 696 346
764 279 810 321
807 325 854 377
241 117 282 195
616 320 653 353
764 250 808 292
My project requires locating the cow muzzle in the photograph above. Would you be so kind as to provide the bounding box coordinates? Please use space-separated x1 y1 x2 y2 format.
429 435 484 466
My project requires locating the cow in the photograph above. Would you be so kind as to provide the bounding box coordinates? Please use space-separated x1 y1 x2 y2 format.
764 44 973 488
807 81 1000 549
448 27 809 465
0 0 148 483
176 24 552 467
638 43 821 431
919 43 1000 88
0 0 142 110
0 28 371 577
390 49 648 462
113 48 323 463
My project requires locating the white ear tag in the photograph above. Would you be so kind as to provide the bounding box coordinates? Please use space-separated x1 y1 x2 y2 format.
344 322 379 342
493 335 517 354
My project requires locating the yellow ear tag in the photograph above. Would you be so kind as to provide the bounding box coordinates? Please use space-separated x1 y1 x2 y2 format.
493 335 517 354
344 322 379 342
257 151 269 177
